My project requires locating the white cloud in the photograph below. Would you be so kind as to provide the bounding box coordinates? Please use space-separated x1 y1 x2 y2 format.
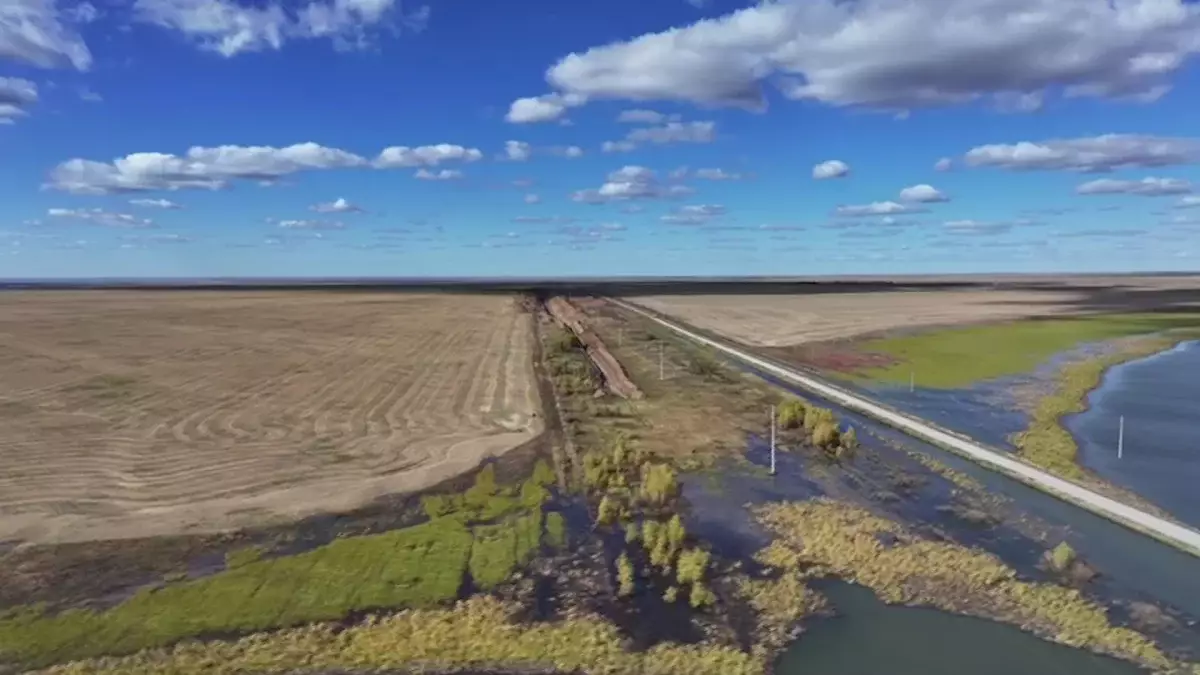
617 109 666 123
375 143 482 168
504 140 532 161
47 207 155 228
48 142 368 194
78 87 101 102
835 201 924 217
0 0 93 70
311 197 364 212
625 121 715 144
694 168 743 180
274 218 346 230
1175 195 1200 209
129 198 182 209
898 184 948 203
414 168 462 180
1075 177 1191 196
131 0 427 58
812 159 849 180
964 135 1200 173
524 193 541 204
505 92 586 123
662 204 726 224
541 0 1200 112
549 145 584 158
602 140 637 153
0 77 37 123
934 157 953 172
571 165 694 203
943 219 1014 235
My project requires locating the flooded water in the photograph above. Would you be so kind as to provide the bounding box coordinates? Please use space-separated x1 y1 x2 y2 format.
776 582 1145 675
716 365 1200 628
1065 341 1200 529
866 379 1028 449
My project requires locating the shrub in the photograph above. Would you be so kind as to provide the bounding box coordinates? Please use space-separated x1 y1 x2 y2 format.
687 349 723 379
625 521 641 544
548 329 582 355
804 406 835 432
530 459 555 487
639 463 680 507
811 421 840 450
1048 542 1077 573
841 426 858 450
777 399 807 430
617 553 636 598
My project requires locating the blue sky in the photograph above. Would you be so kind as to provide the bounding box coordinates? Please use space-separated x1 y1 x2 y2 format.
3 0 1200 278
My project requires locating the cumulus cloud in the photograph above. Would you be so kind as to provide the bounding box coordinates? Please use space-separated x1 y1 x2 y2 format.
375 143 482 168
934 157 953 171
0 77 38 123
625 121 715 144
571 165 693 204
694 168 743 181
131 0 429 58
0 0 93 70
834 201 923 217
129 198 182 209
548 145 584 158
964 134 1200 173
48 142 368 194
617 109 667 123
310 197 364 212
898 184 948 203
1075 177 1191 196
503 140 532 161
523 193 540 204
602 140 637 153
1176 195 1200 209
943 218 1033 235
505 92 586 123
540 0 1200 113
812 160 849 180
274 218 346 230
47 207 155 228
601 121 715 154
662 204 726 224
414 168 462 180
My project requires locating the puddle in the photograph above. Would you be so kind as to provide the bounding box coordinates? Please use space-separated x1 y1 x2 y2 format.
1066 340 1200 528
776 581 1146 675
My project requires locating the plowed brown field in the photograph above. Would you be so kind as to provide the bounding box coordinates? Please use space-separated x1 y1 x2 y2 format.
0 291 542 545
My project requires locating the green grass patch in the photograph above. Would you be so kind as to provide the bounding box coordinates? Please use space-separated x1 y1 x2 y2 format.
1011 337 1176 479
2 461 565 669
0 518 473 668
468 512 544 590
852 313 1200 388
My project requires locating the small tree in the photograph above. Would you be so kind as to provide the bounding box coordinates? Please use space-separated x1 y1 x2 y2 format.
640 462 680 507
596 495 618 527
625 520 641 544
811 421 840 450
1048 542 1077 572
617 552 636 598
841 426 858 450
777 399 807 430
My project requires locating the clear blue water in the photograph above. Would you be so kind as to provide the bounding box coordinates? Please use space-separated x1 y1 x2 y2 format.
1065 341 1200 529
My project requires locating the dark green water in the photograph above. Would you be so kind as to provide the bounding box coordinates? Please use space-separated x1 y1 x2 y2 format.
776 582 1145 675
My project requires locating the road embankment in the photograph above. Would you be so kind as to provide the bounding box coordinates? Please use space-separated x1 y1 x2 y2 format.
609 299 1200 560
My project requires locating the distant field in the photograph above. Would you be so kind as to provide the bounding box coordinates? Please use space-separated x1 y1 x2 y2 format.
853 313 1200 388
632 289 1096 347
0 291 541 544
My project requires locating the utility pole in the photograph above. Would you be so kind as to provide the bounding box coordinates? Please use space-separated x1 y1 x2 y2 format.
910 370 915 393
1118 415 1125 460
618 327 623 348
659 342 664 381
769 405 777 476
